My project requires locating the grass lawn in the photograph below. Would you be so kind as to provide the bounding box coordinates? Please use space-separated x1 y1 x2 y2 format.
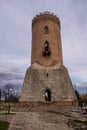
0 103 15 109
0 120 9 130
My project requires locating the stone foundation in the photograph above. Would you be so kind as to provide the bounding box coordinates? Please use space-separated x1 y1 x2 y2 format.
18 101 78 112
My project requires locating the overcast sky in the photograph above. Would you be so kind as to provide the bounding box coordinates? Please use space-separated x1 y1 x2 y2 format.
0 0 87 90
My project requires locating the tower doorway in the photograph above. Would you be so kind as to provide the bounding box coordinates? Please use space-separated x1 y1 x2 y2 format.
45 89 51 101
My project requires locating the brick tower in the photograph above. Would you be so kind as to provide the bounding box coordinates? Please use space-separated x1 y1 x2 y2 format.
19 12 77 109
31 12 63 66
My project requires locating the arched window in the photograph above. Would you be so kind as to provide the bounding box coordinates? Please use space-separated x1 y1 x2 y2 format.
44 26 49 34
45 89 51 101
43 41 51 57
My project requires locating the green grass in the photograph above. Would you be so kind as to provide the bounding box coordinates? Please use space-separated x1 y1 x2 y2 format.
0 103 16 113
0 120 9 130
0 104 15 109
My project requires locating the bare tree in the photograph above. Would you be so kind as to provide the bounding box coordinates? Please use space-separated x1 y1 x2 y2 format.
0 88 1 102
4 83 13 113
73 84 82 106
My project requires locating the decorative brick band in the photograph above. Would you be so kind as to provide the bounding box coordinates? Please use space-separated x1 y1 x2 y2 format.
32 11 60 29
18 101 78 112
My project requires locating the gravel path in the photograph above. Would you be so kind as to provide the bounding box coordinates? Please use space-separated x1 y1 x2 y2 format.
8 111 73 130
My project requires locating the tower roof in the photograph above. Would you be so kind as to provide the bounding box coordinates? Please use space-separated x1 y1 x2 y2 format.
32 11 60 28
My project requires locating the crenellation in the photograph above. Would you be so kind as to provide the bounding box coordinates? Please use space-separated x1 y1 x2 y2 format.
32 12 60 29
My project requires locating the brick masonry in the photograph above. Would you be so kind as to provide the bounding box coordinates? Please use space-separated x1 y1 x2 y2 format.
31 12 63 67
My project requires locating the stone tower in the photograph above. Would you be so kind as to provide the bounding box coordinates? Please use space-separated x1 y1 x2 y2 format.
20 12 77 108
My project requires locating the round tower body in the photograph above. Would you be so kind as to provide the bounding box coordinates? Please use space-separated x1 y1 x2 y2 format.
31 12 63 67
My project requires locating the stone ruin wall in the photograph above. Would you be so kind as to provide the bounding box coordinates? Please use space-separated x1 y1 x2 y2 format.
20 63 77 102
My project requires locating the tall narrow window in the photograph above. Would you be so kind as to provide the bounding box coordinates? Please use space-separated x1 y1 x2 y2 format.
45 89 51 101
44 26 49 34
43 41 51 57
45 41 49 50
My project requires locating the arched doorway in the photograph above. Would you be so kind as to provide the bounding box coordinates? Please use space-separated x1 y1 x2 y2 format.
45 89 51 101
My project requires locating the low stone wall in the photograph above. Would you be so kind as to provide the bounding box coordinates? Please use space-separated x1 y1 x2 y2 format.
17 101 78 112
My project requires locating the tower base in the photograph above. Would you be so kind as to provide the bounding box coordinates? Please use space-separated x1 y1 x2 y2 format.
20 63 77 104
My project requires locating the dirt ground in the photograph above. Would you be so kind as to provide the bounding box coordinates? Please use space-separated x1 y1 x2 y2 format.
0 109 86 130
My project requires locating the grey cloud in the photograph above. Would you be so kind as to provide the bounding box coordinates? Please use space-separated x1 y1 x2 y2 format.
0 65 25 88
76 82 87 94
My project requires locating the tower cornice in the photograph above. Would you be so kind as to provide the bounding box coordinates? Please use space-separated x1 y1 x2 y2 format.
32 11 60 29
